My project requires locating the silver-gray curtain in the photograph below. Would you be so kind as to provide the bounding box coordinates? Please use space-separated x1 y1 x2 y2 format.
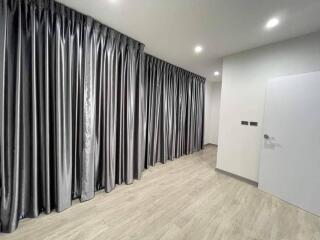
144 55 205 167
0 0 145 233
0 0 205 234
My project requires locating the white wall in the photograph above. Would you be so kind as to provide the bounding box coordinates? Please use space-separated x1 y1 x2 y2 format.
204 81 221 145
217 31 320 182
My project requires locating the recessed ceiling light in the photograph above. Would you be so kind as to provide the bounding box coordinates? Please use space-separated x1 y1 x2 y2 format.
265 18 280 29
194 45 203 54
214 71 220 76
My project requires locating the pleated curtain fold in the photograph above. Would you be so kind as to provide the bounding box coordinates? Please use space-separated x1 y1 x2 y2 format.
0 0 205 233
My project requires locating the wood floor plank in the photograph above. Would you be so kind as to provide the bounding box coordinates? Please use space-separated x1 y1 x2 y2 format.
0 145 319 240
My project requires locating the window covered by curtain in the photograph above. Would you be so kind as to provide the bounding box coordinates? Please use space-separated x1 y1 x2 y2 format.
144 55 205 167
0 0 145 232
0 0 205 233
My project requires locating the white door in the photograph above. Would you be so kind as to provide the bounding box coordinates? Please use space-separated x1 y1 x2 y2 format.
259 71 320 216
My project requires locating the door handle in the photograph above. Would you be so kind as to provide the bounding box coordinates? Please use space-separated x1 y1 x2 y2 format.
264 134 270 140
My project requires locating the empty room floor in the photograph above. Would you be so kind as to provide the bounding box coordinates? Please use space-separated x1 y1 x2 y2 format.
1 145 319 240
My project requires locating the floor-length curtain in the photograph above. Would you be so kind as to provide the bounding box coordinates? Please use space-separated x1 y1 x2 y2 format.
144 54 205 167
0 0 145 233
0 0 205 234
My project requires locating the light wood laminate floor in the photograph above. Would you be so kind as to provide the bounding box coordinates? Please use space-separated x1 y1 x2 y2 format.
1 145 319 240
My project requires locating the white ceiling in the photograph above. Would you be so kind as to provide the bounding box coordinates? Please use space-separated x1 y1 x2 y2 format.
57 0 320 82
